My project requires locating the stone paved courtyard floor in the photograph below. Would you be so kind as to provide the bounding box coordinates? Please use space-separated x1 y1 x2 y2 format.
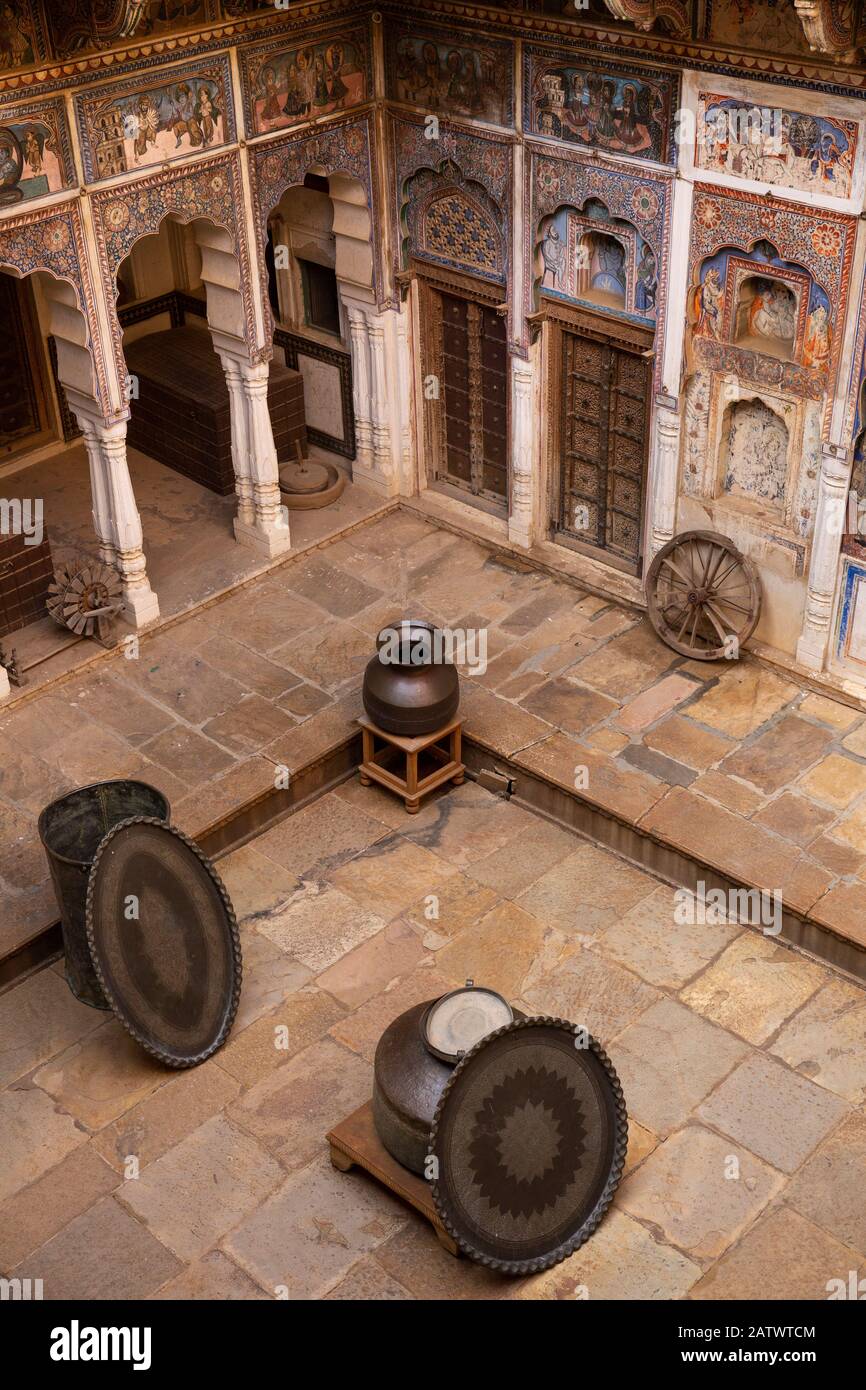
1 781 865 1300
6 508 866 964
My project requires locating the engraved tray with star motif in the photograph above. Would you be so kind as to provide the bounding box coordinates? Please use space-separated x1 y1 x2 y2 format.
428 1017 627 1274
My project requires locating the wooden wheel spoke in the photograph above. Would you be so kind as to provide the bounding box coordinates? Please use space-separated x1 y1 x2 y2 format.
712 595 752 619
711 558 740 589
706 544 730 589
675 605 693 640
703 602 732 644
661 555 693 586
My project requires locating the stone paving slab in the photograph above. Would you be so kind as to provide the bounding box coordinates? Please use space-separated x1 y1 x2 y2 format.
6 508 866 975
1 783 864 1302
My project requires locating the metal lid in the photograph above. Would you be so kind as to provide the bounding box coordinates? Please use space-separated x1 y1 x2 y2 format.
85 817 242 1068
422 982 513 1064
428 1017 627 1275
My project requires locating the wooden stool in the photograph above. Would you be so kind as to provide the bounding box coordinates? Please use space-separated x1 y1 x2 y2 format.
357 713 464 814
327 1099 459 1256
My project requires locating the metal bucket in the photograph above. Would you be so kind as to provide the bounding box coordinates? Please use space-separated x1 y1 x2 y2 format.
38 780 170 1008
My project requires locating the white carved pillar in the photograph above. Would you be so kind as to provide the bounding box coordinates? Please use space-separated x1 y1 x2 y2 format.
395 305 413 494
797 443 850 671
233 358 290 557
347 305 375 476
648 393 682 558
509 354 535 549
368 317 393 480
344 295 406 497
218 354 254 529
74 412 160 629
79 417 117 568
0 662 9 700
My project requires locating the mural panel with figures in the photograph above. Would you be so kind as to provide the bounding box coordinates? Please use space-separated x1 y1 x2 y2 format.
385 24 514 128
47 2 213 57
0 1 43 71
537 200 658 324
0 98 75 207
240 28 370 137
75 56 234 182
696 95 858 199
525 48 677 165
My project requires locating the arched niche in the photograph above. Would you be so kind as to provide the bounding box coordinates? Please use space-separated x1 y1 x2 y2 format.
720 396 789 512
401 161 505 285
735 275 798 360
535 197 656 322
264 167 373 339
576 228 628 310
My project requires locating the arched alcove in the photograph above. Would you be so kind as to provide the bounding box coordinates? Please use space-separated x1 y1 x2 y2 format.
735 276 797 360
401 161 505 285
720 397 789 510
576 229 628 310
535 197 655 322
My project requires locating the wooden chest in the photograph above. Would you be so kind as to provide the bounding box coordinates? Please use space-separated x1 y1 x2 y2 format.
0 529 53 639
125 327 307 496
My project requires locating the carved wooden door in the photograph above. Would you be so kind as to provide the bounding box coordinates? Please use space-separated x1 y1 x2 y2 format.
555 322 652 574
424 281 508 508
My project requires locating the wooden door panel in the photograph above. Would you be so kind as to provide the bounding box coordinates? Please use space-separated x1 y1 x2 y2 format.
424 283 508 507
556 323 651 572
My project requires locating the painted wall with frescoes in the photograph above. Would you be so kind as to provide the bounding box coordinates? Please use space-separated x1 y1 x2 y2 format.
524 48 677 165
75 58 234 181
240 28 370 137
385 24 514 128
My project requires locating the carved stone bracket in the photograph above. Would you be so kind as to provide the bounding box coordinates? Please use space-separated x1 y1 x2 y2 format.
793 0 859 56
602 0 690 37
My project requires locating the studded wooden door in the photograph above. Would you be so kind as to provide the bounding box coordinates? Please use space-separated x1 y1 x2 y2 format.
555 323 652 574
422 281 508 510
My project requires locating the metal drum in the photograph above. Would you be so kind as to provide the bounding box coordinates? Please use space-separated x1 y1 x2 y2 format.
373 985 521 1174
38 780 170 1008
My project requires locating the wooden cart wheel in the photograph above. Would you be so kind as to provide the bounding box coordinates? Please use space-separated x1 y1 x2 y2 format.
645 529 761 661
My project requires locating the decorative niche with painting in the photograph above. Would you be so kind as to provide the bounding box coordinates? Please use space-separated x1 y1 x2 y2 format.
688 240 831 393
535 200 658 324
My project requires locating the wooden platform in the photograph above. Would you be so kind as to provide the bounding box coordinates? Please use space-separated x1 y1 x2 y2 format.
326 1099 459 1257
357 713 464 814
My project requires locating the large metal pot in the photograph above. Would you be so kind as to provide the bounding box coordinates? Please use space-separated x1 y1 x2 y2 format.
362 619 459 738
373 993 523 1174
373 1000 453 1174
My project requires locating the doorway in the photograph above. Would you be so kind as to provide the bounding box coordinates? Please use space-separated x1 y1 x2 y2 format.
0 273 54 462
550 306 652 574
418 272 508 514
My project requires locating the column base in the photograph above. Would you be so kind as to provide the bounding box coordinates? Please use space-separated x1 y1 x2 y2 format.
234 515 292 557
122 585 161 630
796 631 827 672
0 662 10 701
350 458 400 498
508 517 532 550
